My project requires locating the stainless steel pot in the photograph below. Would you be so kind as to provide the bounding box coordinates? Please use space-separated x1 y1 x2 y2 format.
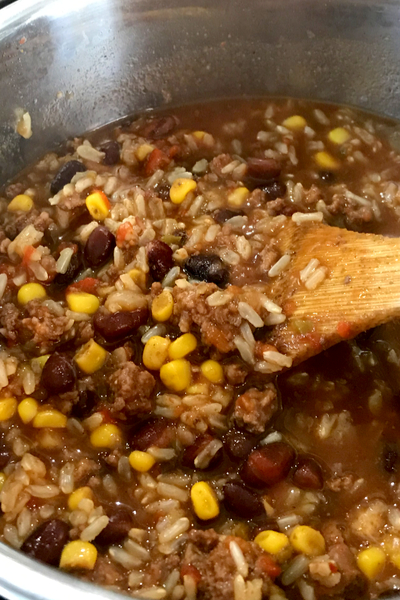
0 0 400 598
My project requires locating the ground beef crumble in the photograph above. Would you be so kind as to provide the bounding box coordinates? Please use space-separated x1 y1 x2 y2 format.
233 384 279 434
108 361 155 417
182 529 275 600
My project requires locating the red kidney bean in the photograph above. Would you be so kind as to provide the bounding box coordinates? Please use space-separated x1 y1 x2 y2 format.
213 209 245 224
382 445 399 474
71 389 98 420
20 519 70 566
0 447 12 470
223 481 263 518
224 430 256 461
130 419 173 451
182 434 222 469
184 254 229 288
100 141 120 165
292 457 324 490
50 161 86 195
246 157 281 185
84 225 115 268
93 308 149 342
319 170 336 184
53 245 82 288
140 115 178 139
241 442 295 488
40 353 76 394
146 240 174 282
262 180 287 201
96 507 133 546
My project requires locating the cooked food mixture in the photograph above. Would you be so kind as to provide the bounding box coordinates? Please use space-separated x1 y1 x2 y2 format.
1 98 400 600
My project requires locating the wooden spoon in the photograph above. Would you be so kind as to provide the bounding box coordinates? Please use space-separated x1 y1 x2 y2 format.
263 219 400 366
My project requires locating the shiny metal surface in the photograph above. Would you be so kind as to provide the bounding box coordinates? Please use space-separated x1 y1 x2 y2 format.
1 0 400 598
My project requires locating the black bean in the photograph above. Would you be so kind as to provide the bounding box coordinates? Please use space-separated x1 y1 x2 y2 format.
50 161 86 195
319 170 336 184
84 225 115 268
262 180 287 201
101 141 121 165
184 254 229 288
96 507 133 546
223 481 263 518
182 434 222 470
41 353 76 394
141 115 178 139
147 240 174 281
241 442 295 488
246 157 281 185
130 419 173 451
93 308 149 342
292 457 324 490
53 245 82 288
224 430 256 461
213 209 245 224
21 519 69 566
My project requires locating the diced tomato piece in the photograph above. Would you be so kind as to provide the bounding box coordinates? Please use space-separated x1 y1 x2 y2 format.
116 221 134 247
168 144 180 159
144 148 171 176
22 245 36 265
204 324 232 353
255 555 281 580
68 277 99 295
337 321 353 339
180 564 202 584
98 408 115 424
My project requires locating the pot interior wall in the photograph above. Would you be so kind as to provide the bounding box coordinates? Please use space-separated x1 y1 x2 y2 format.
1 0 400 184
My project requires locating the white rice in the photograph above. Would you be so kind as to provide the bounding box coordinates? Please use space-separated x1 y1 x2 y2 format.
141 324 168 343
292 212 323 224
0 273 8 300
194 439 223 469
263 350 293 369
59 462 75 494
156 482 189 503
264 312 286 326
124 538 150 561
305 267 328 290
109 546 142 569
27 484 60 498
300 258 320 283
76 143 105 162
147 446 176 461
80 515 109 542
135 587 167 599
260 296 282 314
268 253 290 277
261 431 283 445
281 555 310 586
0 360 10 389
207 290 232 307
238 302 264 328
229 540 248 578
234 336 254 365
162 266 180 288
158 517 190 544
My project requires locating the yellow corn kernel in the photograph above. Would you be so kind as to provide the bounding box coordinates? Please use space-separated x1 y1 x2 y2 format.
8 194 34 212
129 450 156 473
85 190 110 221
74 339 108 374
142 336 171 370
60 540 97 570
328 127 350 145
357 547 386 580
314 151 340 171
191 481 219 520
151 290 174 322
0 472 6 492
228 186 250 207
201 360 224 384
282 115 307 130
66 292 100 315
33 409 67 428
135 143 155 161
290 525 326 557
90 423 122 449
255 530 292 561
17 283 47 306
0 398 17 422
160 358 191 392
128 268 146 288
168 333 197 360
169 178 197 204
68 486 93 511
192 131 206 140
186 383 209 395
18 397 38 424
